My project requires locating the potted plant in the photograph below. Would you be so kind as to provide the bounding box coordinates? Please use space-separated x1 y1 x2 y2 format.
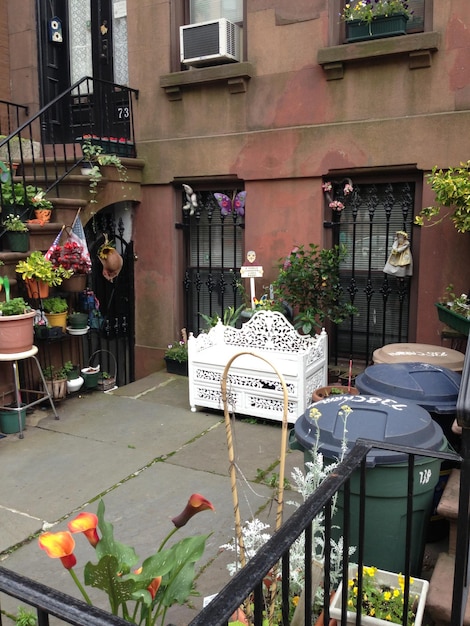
164 329 188 375
42 364 67 400
81 364 101 389
341 0 412 42
330 564 429 626
1 182 52 221
42 296 68 331
0 297 35 353
16 251 73 299
97 370 116 392
81 137 128 203
67 311 88 330
312 384 359 402
63 360 84 394
2 214 29 252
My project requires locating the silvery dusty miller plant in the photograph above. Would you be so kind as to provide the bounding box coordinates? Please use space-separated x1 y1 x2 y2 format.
221 405 356 619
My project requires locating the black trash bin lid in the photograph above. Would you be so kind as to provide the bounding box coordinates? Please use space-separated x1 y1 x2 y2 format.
355 362 461 414
294 395 445 467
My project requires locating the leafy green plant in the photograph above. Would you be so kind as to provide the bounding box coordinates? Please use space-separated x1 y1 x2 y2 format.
415 162 470 233
0 297 32 316
42 296 68 314
42 364 69 381
81 138 128 204
272 243 357 335
3 214 28 232
199 302 246 329
15 606 37 626
16 251 73 287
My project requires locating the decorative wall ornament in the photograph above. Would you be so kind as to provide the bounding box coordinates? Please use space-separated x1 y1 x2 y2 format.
214 191 247 216
182 184 198 215
383 230 413 277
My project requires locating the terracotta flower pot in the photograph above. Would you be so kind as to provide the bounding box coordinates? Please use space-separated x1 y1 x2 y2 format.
0 310 36 353
34 209 52 223
24 278 49 299
312 385 359 402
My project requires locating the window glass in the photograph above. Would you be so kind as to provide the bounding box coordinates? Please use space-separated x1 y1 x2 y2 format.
190 0 243 24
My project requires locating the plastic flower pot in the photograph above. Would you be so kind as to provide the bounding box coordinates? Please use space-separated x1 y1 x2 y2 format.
81 365 100 389
0 405 26 434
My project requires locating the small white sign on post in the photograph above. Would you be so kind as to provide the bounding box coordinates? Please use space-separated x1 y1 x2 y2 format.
240 251 263 308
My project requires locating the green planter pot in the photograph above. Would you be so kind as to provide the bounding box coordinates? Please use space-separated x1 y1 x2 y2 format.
436 302 470 336
68 312 88 329
6 231 29 252
0 405 26 434
164 357 188 376
346 13 409 43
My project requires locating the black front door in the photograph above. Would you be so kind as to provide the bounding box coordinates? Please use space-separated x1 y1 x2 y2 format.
38 0 115 143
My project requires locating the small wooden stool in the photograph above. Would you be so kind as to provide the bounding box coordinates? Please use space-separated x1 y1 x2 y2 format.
0 346 59 439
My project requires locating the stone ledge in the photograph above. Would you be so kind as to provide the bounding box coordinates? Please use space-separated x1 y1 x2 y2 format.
160 62 255 100
318 31 440 80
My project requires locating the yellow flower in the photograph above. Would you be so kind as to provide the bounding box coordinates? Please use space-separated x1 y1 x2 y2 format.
384 591 392 601
309 407 322 420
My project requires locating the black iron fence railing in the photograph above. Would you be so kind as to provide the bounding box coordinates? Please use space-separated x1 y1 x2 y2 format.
0 99 29 136
0 76 139 222
0 439 464 626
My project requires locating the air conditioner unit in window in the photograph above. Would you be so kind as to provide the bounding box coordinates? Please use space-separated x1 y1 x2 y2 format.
180 18 241 67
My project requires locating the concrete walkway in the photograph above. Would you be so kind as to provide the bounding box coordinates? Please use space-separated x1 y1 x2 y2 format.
0 371 305 624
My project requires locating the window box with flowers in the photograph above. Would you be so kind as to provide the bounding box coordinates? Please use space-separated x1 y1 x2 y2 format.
2 214 29 252
435 286 470 337
330 564 429 626
164 329 188 375
342 0 412 43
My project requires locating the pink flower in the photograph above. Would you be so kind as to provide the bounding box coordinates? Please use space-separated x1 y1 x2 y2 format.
344 183 353 195
329 200 345 211
322 182 332 193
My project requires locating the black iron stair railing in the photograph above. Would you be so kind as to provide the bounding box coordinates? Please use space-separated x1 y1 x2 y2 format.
0 76 139 208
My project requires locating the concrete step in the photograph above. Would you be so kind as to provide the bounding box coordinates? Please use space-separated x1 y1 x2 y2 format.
436 467 460 555
427 552 470 626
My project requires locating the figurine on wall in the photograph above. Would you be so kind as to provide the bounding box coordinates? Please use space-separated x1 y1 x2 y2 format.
383 230 413 277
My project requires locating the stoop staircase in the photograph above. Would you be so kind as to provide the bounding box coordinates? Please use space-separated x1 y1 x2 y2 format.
0 76 143 301
427 468 470 625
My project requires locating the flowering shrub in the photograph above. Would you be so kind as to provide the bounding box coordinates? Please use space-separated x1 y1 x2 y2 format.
38 494 214 626
347 566 419 626
342 0 412 23
272 243 358 335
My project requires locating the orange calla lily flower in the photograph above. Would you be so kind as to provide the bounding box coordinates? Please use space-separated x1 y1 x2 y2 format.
147 576 162 599
38 531 77 569
171 493 215 528
68 512 100 547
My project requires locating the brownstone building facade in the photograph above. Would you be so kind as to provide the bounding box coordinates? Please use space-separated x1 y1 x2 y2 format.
2 0 470 379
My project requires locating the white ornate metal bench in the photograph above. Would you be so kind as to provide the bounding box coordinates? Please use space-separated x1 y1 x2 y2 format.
188 310 328 423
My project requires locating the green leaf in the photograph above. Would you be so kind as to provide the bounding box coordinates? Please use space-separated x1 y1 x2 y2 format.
84 555 138 613
95 500 139 574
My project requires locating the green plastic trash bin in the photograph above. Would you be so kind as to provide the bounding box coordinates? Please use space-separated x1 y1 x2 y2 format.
292 394 447 575
355 362 461 541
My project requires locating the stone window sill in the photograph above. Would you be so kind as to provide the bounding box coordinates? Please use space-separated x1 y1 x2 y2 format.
160 62 255 100
317 31 440 80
